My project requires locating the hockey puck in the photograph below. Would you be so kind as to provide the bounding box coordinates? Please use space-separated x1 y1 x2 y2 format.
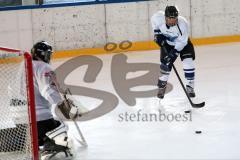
195 131 202 134
184 110 191 113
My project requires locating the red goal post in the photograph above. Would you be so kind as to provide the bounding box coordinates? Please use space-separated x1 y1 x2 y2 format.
0 46 38 160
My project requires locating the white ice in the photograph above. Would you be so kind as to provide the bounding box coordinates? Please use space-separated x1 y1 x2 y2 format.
51 43 240 160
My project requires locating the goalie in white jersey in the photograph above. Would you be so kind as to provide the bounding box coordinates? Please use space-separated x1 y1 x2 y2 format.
31 41 82 159
151 6 196 99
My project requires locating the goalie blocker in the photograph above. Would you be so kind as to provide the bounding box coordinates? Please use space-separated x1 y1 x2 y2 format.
57 99 78 120
55 91 88 121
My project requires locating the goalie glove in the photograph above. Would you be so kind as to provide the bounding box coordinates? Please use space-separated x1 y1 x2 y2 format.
68 99 79 120
45 122 72 148
67 97 89 119
57 97 88 120
57 99 79 120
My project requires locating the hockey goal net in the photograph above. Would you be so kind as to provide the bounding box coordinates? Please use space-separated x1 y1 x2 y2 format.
0 47 38 160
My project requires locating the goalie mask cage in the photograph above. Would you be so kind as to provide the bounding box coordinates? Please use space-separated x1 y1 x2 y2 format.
0 47 38 160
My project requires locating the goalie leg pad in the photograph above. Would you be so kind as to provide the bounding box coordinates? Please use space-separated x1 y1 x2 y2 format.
41 121 73 160
37 119 62 146
45 121 72 148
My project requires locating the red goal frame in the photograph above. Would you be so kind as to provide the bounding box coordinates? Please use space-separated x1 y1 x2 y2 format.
0 46 38 160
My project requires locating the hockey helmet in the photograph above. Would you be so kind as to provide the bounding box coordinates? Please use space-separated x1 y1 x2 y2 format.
31 41 53 63
165 6 178 18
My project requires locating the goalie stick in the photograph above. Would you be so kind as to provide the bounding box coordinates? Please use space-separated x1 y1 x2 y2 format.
63 89 88 147
172 64 205 108
51 76 88 147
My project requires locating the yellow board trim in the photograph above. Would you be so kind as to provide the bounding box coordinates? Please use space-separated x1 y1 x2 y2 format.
0 56 23 64
191 35 240 45
53 35 240 59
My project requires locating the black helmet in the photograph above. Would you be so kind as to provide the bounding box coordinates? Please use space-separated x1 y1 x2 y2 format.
165 6 178 18
31 41 53 63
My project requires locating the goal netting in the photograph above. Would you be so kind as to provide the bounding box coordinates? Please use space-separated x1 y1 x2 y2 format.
0 47 38 160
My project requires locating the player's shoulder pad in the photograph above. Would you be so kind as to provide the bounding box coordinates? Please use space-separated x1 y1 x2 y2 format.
152 11 165 19
178 16 188 26
177 16 189 30
151 11 165 25
34 61 53 76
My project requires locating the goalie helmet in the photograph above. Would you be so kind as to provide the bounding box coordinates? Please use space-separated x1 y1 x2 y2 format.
31 41 53 63
165 6 178 18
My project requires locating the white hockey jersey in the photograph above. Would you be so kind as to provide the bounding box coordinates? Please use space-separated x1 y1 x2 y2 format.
151 11 189 52
32 61 62 121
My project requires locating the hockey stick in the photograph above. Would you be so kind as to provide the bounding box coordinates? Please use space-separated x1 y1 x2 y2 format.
72 121 88 147
50 76 88 147
63 89 88 147
172 64 205 108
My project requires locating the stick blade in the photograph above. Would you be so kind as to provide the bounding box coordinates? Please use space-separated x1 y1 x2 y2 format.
74 137 88 147
192 101 205 108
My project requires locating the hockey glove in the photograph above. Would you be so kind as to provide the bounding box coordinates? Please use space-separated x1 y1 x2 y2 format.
57 99 79 120
68 99 79 120
154 34 167 47
154 29 167 47
164 48 179 65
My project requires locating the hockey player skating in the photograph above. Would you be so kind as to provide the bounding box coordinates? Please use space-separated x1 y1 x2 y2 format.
151 6 196 99
31 41 85 160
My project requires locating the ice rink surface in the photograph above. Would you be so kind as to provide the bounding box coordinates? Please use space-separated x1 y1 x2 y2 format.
51 43 240 159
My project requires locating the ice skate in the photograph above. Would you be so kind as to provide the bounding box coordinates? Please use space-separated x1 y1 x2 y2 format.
40 139 72 160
